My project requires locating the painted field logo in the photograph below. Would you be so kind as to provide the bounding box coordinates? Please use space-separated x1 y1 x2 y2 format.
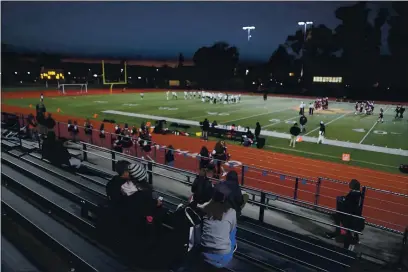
159 107 178 111
207 112 230 116
269 119 280 123
285 120 296 124
352 128 366 133
224 160 242 168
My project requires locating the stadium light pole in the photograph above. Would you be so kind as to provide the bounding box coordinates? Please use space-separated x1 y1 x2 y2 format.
242 26 255 41
297 21 313 79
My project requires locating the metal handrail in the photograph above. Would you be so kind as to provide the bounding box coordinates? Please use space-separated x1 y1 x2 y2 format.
79 141 364 234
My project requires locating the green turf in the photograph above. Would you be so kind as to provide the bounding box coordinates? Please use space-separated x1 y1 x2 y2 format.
3 92 407 174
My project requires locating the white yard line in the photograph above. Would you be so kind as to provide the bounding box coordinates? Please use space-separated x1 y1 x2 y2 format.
304 112 350 136
262 115 299 129
359 107 391 144
225 107 292 123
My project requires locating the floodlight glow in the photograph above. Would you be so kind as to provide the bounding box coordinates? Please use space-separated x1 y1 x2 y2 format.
68 72 71 75
298 22 305 26
93 74 98 78
15 72 18 74
242 26 256 41
27 72 30 75
138 76 142 79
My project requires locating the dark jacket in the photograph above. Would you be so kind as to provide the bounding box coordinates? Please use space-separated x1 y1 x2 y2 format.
42 137 70 166
191 176 213 204
337 190 364 231
320 124 326 135
299 116 307 125
202 120 210 131
165 149 174 163
255 125 261 137
290 126 301 136
224 171 244 216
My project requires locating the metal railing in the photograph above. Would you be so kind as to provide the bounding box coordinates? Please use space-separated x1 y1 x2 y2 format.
3 111 407 234
79 140 364 236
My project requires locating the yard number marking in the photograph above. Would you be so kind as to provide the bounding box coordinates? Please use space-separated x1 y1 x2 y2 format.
159 107 178 111
373 130 387 135
207 112 230 116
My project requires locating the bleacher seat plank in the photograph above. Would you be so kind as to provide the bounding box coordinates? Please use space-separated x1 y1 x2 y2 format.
1 187 131 272
1 153 102 207
1 236 41 272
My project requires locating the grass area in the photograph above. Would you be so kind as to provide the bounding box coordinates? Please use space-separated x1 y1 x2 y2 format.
3 91 407 173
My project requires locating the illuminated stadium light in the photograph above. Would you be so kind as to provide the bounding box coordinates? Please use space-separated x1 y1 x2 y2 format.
289 72 295 77
88 69 91 71
121 69 124 73
252 81 256 85
128 77 132 79
68 72 71 75
20 81 22 83
15 72 18 74
242 26 255 41
93 74 98 78
156 69 159 72
27 72 31 75
138 76 142 79
245 69 249 75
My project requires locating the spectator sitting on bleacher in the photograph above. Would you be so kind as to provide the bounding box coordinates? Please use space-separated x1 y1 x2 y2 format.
178 183 237 271
45 113 56 131
199 146 210 170
106 160 131 213
42 131 81 169
224 171 248 217
325 179 364 250
191 169 214 206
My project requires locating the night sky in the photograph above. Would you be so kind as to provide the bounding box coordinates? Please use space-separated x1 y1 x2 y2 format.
1 1 388 61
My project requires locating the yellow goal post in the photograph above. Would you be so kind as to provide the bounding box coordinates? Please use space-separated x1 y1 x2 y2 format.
101 60 128 94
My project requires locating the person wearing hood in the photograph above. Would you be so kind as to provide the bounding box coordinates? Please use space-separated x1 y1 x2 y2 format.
317 121 326 144
326 179 364 250
224 171 247 217
254 122 261 140
191 169 214 206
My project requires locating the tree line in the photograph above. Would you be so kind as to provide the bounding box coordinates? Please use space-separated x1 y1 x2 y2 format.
191 2 408 90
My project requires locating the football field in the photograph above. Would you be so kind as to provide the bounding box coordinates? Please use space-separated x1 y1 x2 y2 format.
2 90 408 173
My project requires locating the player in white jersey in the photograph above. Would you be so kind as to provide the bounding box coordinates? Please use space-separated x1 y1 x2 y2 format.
140 92 144 99
172 91 178 100
184 91 188 100
166 91 170 100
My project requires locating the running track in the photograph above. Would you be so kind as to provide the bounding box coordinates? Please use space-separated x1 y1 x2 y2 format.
2 90 408 232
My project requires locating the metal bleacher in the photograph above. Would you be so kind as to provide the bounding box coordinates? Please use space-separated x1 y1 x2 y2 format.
0 134 361 272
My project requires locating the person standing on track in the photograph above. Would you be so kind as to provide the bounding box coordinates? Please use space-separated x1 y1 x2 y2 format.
289 123 301 148
40 93 44 103
317 121 326 144
140 92 144 100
